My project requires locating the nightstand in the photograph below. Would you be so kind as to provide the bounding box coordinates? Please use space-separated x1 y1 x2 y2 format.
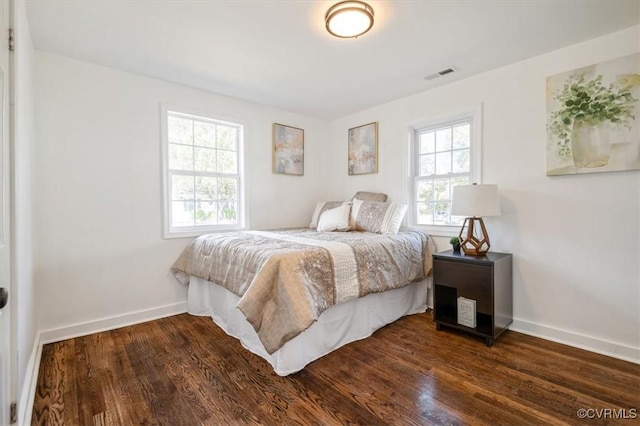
432 250 512 346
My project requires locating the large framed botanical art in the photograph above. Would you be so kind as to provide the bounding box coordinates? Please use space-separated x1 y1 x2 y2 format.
348 122 378 175
273 123 304 176
546 53 640 176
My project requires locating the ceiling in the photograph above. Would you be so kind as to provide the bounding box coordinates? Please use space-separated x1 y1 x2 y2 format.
25 0 640 120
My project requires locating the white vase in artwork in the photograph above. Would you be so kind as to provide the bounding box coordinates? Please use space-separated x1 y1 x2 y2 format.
571 120 610 168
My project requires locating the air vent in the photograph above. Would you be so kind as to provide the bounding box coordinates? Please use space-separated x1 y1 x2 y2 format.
423 66 458 81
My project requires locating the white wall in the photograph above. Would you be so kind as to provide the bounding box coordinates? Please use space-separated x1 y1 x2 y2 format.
13 0 37 410
34 51 328 332
32 25 639 363
327 26 640 361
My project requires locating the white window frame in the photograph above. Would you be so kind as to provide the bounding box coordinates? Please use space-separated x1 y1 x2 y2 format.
161 104 246 239
407 105 482 237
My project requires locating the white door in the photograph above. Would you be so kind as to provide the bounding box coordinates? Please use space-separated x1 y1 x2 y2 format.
0 69 10 426
0 0 11 422
0 68 10 426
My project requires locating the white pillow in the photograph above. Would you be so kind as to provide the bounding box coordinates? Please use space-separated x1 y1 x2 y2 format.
350 198 408 235
317 204 351 232
310 201 348 228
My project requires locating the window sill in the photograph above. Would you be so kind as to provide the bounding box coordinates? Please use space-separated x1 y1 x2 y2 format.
409 224 461 238
164 226 247 239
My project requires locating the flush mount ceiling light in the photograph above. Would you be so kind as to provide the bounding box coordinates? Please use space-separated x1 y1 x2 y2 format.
325 1 374 39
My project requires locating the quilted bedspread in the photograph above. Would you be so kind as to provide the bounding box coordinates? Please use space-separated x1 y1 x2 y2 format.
171 228 435 354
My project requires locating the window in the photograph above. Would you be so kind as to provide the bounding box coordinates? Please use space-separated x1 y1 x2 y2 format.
410 109 480 233
162 107 244 237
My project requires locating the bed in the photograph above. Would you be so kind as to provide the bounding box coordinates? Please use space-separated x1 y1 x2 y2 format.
172 226 435 376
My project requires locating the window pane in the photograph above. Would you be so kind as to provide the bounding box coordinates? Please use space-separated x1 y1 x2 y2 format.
172 201 194 227
452 124 470 149
412 117 473 228
168 116 193 145
452 149 470 173
434 178 450 201
165 109 244 235
451 176 469 225
434 201 450 225
171 175 194 200
196 201 217 225
194 147 216 173
419 154 435 177
218 200 237 224
217 150 238 174
195 176 217 201
217 126 238 151
218 178 237 200
417 180 434 203
168 144 193 171
194 121 215 148
451 176 470 187
435 151 452 175
435 128 451 151
416 202 433 225
419 132 435 154
450 214 465 226
450 175 472 225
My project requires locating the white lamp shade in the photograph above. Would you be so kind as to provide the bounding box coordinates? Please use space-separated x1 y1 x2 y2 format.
451 184 501 217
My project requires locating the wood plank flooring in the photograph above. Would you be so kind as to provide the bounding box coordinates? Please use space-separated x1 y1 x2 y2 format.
33 312 640 425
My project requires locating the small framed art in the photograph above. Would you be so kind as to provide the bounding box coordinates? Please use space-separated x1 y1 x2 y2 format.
348 121 378 175
272 123 304 176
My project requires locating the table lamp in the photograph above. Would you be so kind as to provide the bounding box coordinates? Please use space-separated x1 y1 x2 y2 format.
451 183 501 256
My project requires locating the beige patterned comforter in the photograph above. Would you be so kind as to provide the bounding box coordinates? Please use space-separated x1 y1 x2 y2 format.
171 228 435 354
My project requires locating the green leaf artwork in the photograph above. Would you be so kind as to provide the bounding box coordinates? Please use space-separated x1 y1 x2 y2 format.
545 53 640 176
549 74 637 158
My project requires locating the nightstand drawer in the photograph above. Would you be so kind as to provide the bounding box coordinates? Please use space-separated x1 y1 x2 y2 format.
434 258 491 287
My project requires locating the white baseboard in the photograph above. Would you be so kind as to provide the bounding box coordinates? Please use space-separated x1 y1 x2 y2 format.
39 302 187 344
510 317 640 365
18 302 187 424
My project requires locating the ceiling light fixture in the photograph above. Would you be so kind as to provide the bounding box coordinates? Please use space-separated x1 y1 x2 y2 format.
325 1 374 39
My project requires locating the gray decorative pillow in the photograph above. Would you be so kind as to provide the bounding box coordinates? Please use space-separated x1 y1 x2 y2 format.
350 199 408 235
310 201 349 228
351 191 388 202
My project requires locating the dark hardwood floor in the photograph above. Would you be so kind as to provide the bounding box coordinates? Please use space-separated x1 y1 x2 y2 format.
33 312 640 425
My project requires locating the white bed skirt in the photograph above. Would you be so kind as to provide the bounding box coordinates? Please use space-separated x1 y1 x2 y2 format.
188 276 431 376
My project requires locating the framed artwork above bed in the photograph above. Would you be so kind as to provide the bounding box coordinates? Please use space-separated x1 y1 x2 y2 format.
273 123 304 176
348 121 378 175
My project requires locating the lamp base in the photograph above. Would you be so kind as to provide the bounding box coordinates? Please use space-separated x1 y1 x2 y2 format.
458 217 491 256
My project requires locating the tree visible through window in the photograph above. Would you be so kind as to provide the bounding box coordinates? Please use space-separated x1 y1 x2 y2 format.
413 117 476 227
164 109 243 236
